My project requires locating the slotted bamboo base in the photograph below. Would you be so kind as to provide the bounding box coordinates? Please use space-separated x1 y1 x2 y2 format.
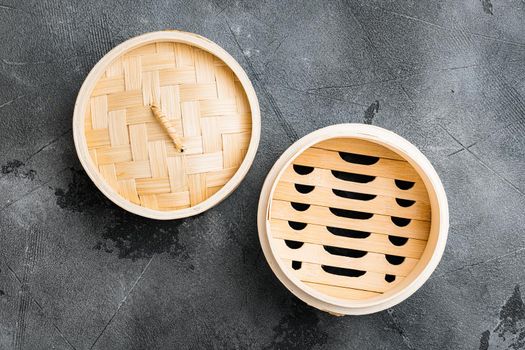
258 124 448 315
73 31 260 219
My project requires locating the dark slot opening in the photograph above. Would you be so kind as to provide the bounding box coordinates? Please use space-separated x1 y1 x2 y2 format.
322 265 366 277
395 179 415 190
327 227 371 239
332 189 376 201
395 198 415 207
332 170 375 183
385 274 396 283
391 216 411 227
330 208 373 220
324 246 367 258
339 152 379 165
285 240 303 249
388 235 408 246
292 261 302 270
288 221 307 230
293 164 314 175
385 255 405 265
294 184 315 194
291 202 310 211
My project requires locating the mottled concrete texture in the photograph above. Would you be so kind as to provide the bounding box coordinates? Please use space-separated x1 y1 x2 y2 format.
0 0 524 349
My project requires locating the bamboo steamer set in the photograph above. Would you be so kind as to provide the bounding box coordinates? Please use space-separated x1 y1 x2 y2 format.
73 31 449 315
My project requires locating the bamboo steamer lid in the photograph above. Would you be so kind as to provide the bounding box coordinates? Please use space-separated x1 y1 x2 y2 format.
73 31 260 219
258 124 448 315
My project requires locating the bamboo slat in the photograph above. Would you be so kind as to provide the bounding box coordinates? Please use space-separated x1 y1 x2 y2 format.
269 219 427 258
294 148 421 182
272 239 418 276
270 200 430 240
293 262 404 294
280 166 429 202
273 181 431 221
304 282 381 300
312 138 403 160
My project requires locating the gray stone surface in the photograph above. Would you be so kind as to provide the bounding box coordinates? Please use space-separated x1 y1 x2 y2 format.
0 0 524 349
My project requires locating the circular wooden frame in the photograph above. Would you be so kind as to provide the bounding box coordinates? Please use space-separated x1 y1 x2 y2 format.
73 31 260 219
257 124 448 315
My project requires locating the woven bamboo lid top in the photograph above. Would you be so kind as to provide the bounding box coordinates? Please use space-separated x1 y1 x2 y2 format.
267 137 432 301
74 31 260 219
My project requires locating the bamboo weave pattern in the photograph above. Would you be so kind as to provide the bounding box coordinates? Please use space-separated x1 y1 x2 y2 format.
84 42 252 211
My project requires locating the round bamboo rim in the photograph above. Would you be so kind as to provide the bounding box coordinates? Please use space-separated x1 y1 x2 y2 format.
73 31 260 219
257 124 448 315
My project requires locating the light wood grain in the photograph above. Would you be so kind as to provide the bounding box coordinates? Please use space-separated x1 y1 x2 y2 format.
266 135 435 302
79 36 258 215
292 262 404 293
274 181 431 221
271 200 430 240
269 219 427 258
258 125 448 315
272 239 418 276
294 148 421 182
304 282 381 300
281 166 429 202
313 138 403 160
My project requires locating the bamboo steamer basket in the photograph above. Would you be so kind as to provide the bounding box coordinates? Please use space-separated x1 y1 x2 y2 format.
73 31 260 219
258 124 448 315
